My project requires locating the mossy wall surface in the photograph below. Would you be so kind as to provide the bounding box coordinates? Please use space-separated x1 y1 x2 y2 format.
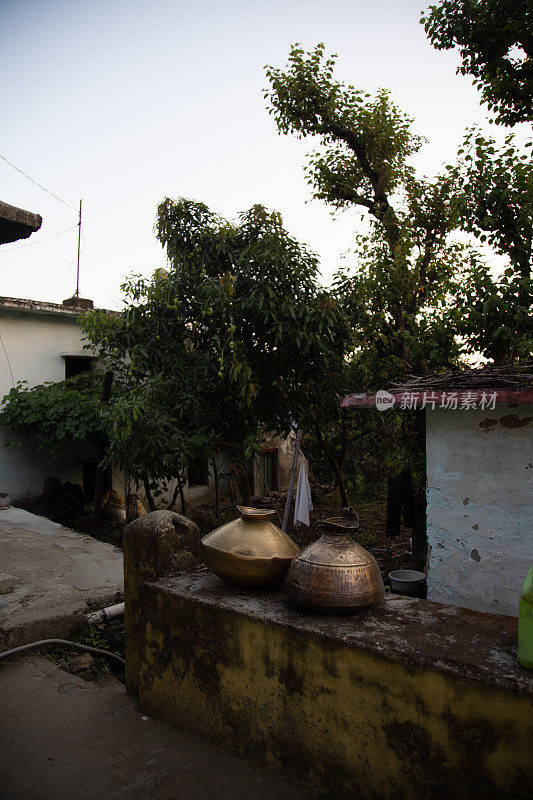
137 579 533 800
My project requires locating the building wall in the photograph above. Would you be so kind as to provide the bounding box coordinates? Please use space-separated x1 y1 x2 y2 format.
0 430 98 502
253 431 308 495
0 309 88 398
132 571 533 800
0 308 102 501
426 404 533 616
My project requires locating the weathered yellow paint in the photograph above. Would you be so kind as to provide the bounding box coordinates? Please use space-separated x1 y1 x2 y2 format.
138 586 533 800
123 511 200 694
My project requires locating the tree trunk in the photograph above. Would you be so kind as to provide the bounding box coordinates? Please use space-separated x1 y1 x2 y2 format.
143 475 156 511
232 461 251 506
92 371 114 534
167 470 186 515
212 456 220 524
255 454 283 527
313 416 349 509
338 412 349 478
177 469 186 516
168 482 180 510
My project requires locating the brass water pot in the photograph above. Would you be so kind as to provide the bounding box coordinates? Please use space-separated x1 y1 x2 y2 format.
285 515 384 612
201 506 299 588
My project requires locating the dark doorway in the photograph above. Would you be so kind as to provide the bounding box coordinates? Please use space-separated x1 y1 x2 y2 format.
64 356 93 379
187 457 209 487
259 449 278 494
82 460 111 500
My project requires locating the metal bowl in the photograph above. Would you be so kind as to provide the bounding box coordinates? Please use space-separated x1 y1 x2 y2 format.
389 569 426 596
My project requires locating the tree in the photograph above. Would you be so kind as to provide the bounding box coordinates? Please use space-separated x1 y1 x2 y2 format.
1 200 352 508
80 271 214 510
449 252 532 364
265 44 466 384
445 129 533 363
265 44 423 258
454 130 532 286
81 200 351 506
154 199 352 504
264 43 492 504
421 0 533 125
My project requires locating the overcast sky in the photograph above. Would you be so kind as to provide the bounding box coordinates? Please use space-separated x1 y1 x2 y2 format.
1 0 527 310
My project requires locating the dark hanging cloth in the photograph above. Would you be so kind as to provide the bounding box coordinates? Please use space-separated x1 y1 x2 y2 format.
386 467 415 538
411 488 427 558
386 474 402 538
402 468 415 528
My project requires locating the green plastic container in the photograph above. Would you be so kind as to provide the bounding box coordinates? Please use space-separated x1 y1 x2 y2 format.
518 563 533 670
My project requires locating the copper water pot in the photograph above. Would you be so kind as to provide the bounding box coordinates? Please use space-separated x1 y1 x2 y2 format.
285 515 384 612
201 506 299 588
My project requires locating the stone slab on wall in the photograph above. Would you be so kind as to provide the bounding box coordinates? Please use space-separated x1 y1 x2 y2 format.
134 572 533 800
426 405 533 616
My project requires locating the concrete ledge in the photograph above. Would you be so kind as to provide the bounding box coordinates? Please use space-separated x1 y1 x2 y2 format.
146 572 531 695
137 571 533 800
0 508 123 648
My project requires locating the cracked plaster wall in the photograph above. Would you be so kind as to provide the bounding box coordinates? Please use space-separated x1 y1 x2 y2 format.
426 404 533 616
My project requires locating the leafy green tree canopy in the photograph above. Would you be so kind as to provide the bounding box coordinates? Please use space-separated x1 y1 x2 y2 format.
266 44 467 382
265 43 423 250
450 253 532 364
453 129 532 282
421 0 533 125
446 129 533 365
82 199 351 504
0 373 104 458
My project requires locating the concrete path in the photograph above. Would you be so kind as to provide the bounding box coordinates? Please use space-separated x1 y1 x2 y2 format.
0 656 311 800
0 507 123 649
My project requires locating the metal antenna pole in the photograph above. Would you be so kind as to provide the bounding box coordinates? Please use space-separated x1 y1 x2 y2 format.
76 199 82 297
282 428 302 532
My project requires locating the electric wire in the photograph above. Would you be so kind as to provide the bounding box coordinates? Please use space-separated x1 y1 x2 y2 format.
0 154 77 211
0 327 15 387
0 224 78 253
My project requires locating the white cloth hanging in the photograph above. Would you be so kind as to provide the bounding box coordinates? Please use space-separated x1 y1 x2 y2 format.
294 463 313 527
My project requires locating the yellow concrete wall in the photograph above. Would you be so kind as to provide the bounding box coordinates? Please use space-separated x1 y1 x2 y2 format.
138 586 533 800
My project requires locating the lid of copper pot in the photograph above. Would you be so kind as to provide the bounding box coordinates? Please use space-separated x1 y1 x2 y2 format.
237 506 277 522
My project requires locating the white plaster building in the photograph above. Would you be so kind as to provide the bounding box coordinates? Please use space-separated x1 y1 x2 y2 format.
426 401 532 617
0 296 100 502
0 296 304 512
341 366 533 617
